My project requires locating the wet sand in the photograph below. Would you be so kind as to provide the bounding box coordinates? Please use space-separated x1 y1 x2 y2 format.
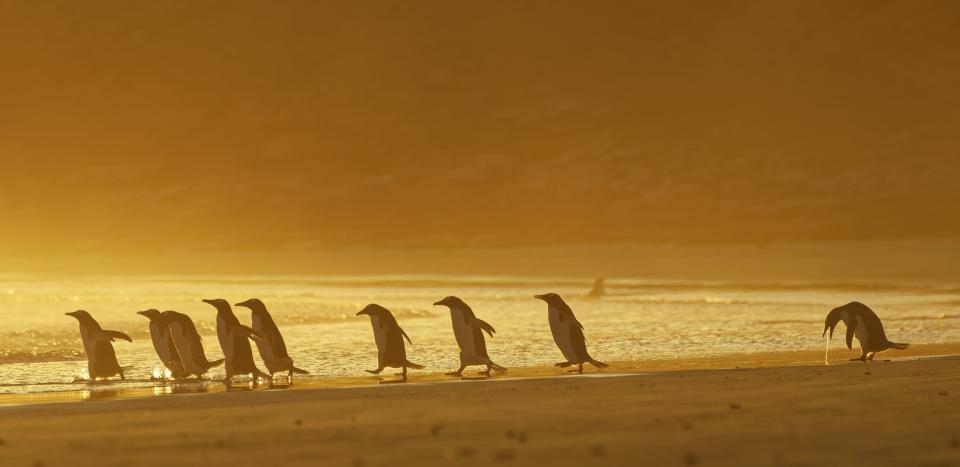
1 346 959 466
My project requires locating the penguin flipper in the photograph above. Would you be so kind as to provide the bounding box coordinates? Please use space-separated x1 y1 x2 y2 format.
473 318 496 337
95 330 133 343
238 325 265 342
398 327 413 345
206 358 225 369
845 325 855 350
588 358 609 369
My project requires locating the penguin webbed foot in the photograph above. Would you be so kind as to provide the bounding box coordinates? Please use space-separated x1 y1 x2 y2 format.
365 369 384 375
445 371 464 377
555 362 573 368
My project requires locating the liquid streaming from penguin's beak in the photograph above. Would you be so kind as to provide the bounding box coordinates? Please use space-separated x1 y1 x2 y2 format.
824 334 831 365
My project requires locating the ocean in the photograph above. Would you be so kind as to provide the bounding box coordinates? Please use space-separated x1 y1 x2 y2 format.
1 274 958 395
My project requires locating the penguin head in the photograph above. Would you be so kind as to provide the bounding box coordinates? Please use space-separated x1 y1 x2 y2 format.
356 304 391 318
234 298 266 312
534 293 565 307
201 298 231 311
160 310 185 325
433 296 467 309
65 310 94 323
137 309 162 321
823 307 844 338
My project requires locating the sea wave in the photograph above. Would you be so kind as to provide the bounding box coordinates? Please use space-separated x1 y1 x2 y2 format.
0 349 86 364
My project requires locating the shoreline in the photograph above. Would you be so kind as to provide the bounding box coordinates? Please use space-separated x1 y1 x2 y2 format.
1 353 958 466
4 342 959 408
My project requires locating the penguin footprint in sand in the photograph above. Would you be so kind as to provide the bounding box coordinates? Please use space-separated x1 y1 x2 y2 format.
235 298 309 381
66 310 133 381
357 304 424 382
433 296 507 377
534 293 608 374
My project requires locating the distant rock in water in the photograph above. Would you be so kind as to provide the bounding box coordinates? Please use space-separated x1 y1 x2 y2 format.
587 277 606 299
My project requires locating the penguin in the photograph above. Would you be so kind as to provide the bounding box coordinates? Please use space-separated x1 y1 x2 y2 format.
356 304 424 381
161 310 224 378
234 298 309 379
202 298 268 384
823 301 910 364
586 277 606 299
432 296 506 377
65 310 133 381
534 293 608 374
137 309 190 379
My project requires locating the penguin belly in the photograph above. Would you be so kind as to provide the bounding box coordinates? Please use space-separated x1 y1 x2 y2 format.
149 322 180 370
169 324 202 375
252 315 288 374
78 327 115 379
451 311 486 366
370 316 406 368
548 308 579 362
853 316 871 352
91 340 122 378
216 318 238 374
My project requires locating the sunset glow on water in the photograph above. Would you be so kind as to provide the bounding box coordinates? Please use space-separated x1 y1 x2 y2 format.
1 275 958 395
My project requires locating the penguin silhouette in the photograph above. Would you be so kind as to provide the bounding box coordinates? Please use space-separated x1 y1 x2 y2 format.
137 309 190 379
534 293 608 374
356 304 424 382
161 310 224 378
66 310 133 381
235 298 309 380
586 277 606 299
433 296 507 377
823 302 909 364
202 298 268 384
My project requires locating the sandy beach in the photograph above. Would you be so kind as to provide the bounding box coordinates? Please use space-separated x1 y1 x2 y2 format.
1 345 958 467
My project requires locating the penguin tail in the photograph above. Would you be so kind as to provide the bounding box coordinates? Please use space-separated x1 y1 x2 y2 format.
291 366 310 375
588 358 609 369
489 362 507 373
888 342 910 350
404 360 425 370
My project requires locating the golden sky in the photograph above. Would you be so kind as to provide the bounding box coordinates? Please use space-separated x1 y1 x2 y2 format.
1 1 958 266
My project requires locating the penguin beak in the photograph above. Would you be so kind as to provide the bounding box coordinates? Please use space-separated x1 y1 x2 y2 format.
534 294 546 300
356 310 369 316
234 300 252 308
65 311 78 318
201 299 216 306
136 310 148 317
432 300 444 306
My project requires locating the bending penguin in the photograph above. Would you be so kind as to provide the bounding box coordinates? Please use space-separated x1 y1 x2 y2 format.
235 298 309 380
161 310 224 378
534 293 608 374
823 301 909 364
137 309 190 379
356 304 424 381
66 310 133 381
433 296 507 377
203 298 268 384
